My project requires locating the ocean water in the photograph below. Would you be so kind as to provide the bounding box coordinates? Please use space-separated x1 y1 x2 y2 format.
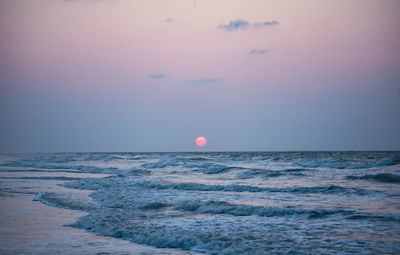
1 152 400 254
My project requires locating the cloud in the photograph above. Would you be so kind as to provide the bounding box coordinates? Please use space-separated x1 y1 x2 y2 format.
218 19 278 31
186 78 221 84
164 18 174 23
254 20 279 28
217 20 250 31
249 49 268 55
148 74 168 79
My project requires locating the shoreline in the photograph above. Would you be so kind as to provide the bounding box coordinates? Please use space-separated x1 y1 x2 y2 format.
0 172 204 255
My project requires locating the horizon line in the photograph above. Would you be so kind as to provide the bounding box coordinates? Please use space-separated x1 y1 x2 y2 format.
1 150 399 154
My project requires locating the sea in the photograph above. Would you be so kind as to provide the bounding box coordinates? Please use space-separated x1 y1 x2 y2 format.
0 151 399 254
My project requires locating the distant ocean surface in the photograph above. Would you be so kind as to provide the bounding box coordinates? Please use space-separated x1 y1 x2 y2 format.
1 152 400 254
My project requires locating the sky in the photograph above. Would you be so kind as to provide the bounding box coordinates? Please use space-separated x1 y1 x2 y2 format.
0 0 399 152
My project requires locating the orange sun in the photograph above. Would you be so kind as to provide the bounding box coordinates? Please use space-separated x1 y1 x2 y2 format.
195 136 207 147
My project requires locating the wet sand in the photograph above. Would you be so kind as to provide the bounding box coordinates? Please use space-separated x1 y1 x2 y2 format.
0 171 203 255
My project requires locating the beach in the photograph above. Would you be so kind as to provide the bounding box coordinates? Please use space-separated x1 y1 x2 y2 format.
0 164 203 255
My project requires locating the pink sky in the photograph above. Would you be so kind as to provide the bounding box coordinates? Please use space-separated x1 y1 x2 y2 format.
0 0 399 151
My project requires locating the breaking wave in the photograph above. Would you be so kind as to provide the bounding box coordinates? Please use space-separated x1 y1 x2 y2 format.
176 200 352 218
293 157 399 169
131 180 370 195
141 156 179 169
36 192 100 211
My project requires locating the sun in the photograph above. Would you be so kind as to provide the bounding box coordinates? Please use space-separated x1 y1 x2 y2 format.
195 136 207 147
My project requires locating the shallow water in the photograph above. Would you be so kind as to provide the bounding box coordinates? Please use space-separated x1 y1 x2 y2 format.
1 152 399 254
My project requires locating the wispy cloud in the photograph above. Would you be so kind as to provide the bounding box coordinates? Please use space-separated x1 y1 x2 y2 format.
218 19 278 31
217 20 249 31
249 49 268 55
148 74 168 79
254 20 279 28
186 78 221 84
164 18 174 23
